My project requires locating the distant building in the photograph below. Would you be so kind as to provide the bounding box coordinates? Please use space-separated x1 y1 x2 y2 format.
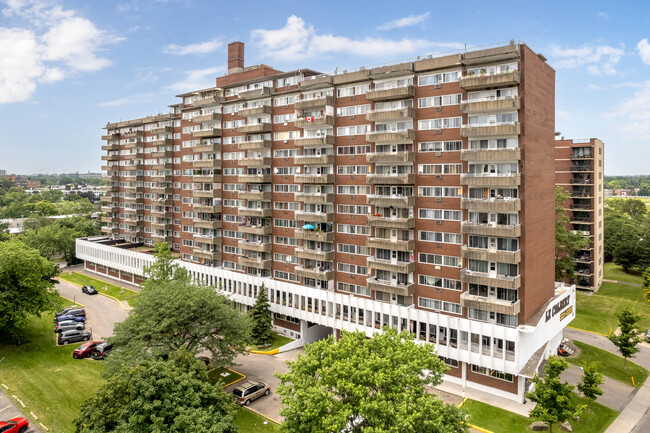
555 138 604 292
0 169 6 176
78 172 103 180
27 180 41 189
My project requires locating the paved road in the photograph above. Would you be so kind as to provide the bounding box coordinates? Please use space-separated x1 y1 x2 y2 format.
0 389 41 433
565 328 650 370
55 278 129 340
561 365 635 412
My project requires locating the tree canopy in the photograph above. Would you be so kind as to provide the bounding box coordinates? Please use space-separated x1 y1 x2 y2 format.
106 279 248 376
604 200 650 271
555 187 590 280
75 349 237 433
577 361 604 409
608 309 643 368
0 239 62 342
276 328 468 433
142 242 188 288
249 284 273 346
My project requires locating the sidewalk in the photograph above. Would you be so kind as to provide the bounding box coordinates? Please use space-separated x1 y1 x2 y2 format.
604 381 650 433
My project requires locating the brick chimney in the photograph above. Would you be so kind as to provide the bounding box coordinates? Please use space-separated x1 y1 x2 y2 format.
228 42 245 74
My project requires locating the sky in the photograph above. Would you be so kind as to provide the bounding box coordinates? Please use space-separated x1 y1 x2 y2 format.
0 0 649 175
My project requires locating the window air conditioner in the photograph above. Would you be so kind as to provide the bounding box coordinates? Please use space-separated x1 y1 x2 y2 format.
435 84 441 89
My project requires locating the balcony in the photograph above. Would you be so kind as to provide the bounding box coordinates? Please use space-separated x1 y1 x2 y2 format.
151 222 173 231
101 154 120 161
238 239 272 252
150 233 172 242
239 174 271 183
460 96 521 114
461 222 521 237
193 95 222 107
151 138 172 147
366 173 414 185
102 185 120 193
460 122 521 138
460 269 521 290
238 105 272 117
123 185 144 193
460 148 521 162
238 207 272 218
295 266 334 280
570 153 593 160
239 224 272 235
461 198 521 212
295 211 334 223
238 256 272 269
102 133 120 140
366 195 414 208
459 71 521 91
150 173 173 181
294 135 335 147
295 248 335 261
294 154 334 165
367 238 415 252
193 189 221 199
100 216 116 224
101 165 119 172
101 195 118 204
193 142 222 153
294 192 334 203
366 85 414 102
151 162 173 171
192 113 222 123
101 226 119 234
366 277 414 296
238 123 272 134
193 249 221 261
101 143 119 151
295 229 335 242
123 141 143 149
122 131 144 139
239 139 272 150
366 129 415 143
460 173 521 187
238 157 272 167
460 293 521 316
367 257 415 273
193 159 219 169
239 190 272 201
193 173 222 183
193 234 221 246
571 165 593 172
366 151 414 164
192 128 222 138
294 95 334 110
366 107 414 122
367 216 415 229
295 115 334 128
193 204 222 213
295 174 334 184
194 220 222 230
100 205 119 213
238 87 274 100
151 149 173 158
461 246 521 264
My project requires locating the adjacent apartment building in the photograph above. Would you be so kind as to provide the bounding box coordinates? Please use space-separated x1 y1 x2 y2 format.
555 138 605 291
79 41 576 401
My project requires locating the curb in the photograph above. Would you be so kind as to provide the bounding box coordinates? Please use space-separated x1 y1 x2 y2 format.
456 399 496 433
209 367 247 387
249 348 279 355
57 277 135 311
567 326 607 337
242 406 281 425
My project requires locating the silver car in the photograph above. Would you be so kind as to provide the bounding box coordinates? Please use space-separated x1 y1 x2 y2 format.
54 320 85 333
232 381 270 406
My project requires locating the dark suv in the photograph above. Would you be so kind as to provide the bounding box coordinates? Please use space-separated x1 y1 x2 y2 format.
58 330 92 345
90 342 114 360
232 381 270 406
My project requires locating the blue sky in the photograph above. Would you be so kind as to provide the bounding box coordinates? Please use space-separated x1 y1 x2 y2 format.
0 0 649 175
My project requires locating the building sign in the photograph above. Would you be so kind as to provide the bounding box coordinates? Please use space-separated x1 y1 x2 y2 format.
545 295 571 322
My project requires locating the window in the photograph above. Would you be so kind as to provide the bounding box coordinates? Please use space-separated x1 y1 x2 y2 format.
418 275 461 291
418 186 462 197
471 365 513 382
418 297 462 314
418 164 463 174
337 224 371 235
337 84 370 97
337 145 371 155
418 141 462 152
337 105 370 116
418 253 460 267
337 125 369 136
418 231 462 244
417 71 461 86
337 263 367 275
337 282 371 296
418 94 461 108
418 209 462 221
418 117 462 130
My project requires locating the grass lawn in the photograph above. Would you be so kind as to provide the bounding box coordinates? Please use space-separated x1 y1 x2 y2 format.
58 272 140 307
463 395 618 433
234 408 280 432
208 367 245 386
603 262 644 285
567 340 648 387
251 332 294 351
570 281 650 335
0 302 105 433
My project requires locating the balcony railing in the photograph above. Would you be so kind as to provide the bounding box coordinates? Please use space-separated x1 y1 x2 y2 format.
194 219 222 230
461 246 521 264
238 224 272 235
238 256 272 269
193 234 221 245
294 135 335 146
192 113 222 123
294 95 334 110
295 266 334 280
365 107 414 122
238 139 272 150
461 197 521 212
295 211 334 223
295 247 335 261
238 190 272 201
238 157 272 167
192 128 222 138
239 174 272 183
295 174 335 184
460 122 521 138
460 96 520 114
366 173 414 185
295 192 334 203
367 257 415 273
461 222 521 237
460 173 521 187
367 238 415 252
238 123 272 134
460 292 521 316
366 85 415 102
459 70 521 91
366 277 415 296
366 129 415 143
366 151 414 164
295 115 334 128
238 207 272 218
238 239 272 252
295 229 335 242
460 148 521 162
367 216 415 229
460 269 521 290
366 195 414 207
238 105 272 117
294 154 335 165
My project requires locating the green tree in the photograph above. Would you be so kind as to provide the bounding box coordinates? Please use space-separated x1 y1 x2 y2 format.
25 200 58 216
610 198 647 221
0 240 62 341
22 215 53 232
106 279 248 376
142 242 188 288
39 189 64 203
276 328 468 433
638 184 650 197
608 309 643 369
643 268 650 304
75 349 237 433
527 356 582 433
555 187 590 280
577 361 604 409
0 221 10 242
249 284 272 346
606 180 626 190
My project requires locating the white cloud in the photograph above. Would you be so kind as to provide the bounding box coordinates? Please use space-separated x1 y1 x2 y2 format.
163 39 222 56
547 43 625 75
251 15 462 62
0 0 122 103
586 84 606 91
609 81 650 140
637 39 650 65
597 12 609 19
378 12 430 31
98 93 157 107
166 67 224 93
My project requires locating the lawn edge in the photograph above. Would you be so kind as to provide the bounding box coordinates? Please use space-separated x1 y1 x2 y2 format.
57 273 137 310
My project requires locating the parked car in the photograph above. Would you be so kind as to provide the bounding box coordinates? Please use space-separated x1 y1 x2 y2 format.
0 416 29 433
82 285 98 295
645 329 650 343
54 320 85 333
232 381 270 406
55 307 77 316
73 340 105 359
58 330 92 345
90 342 114 360
54 314 85 323
62 308 85 317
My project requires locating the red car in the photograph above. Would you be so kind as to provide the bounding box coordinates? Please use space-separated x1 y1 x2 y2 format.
73 340 105 359
0 417 29 432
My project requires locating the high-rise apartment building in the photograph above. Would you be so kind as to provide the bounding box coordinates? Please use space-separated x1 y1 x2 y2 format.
81 41 576 401
555 138 605 291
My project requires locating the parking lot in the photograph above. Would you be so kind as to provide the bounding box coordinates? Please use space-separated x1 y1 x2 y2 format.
0 391 40 433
